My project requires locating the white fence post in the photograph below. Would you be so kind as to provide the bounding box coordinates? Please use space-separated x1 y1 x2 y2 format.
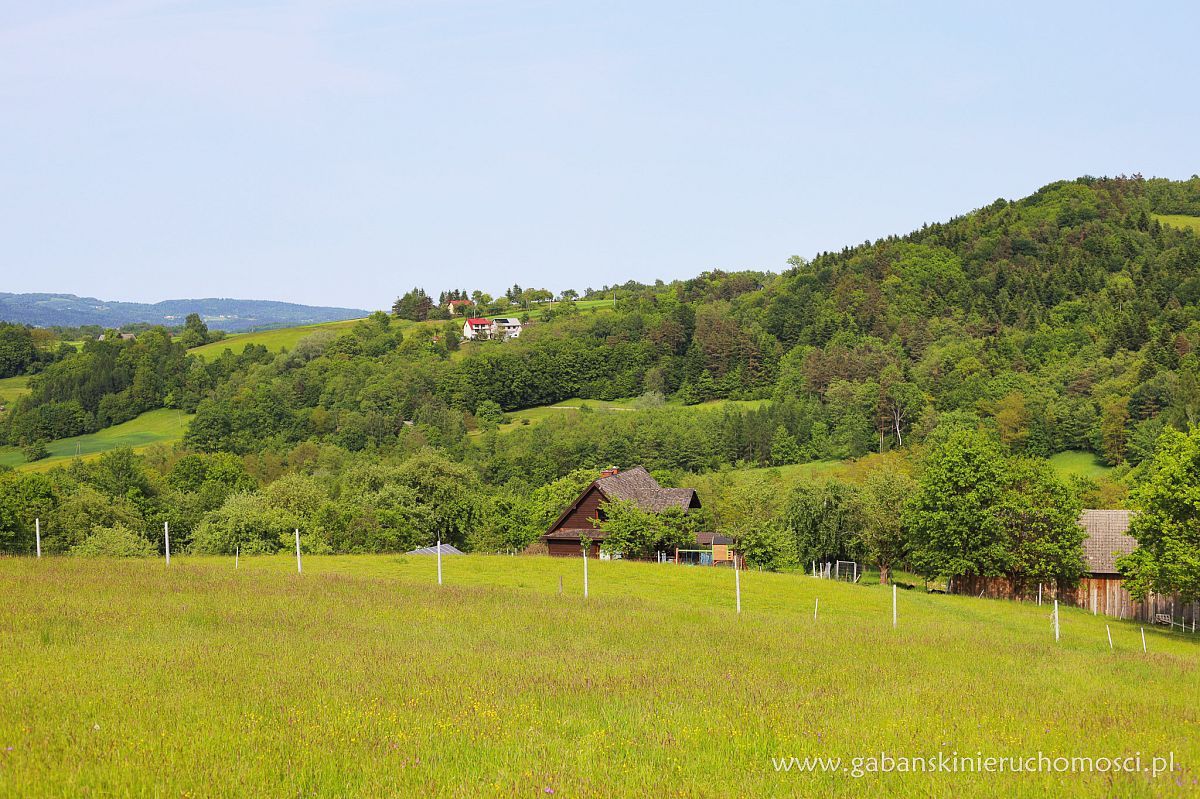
1053 600 1059 642
164 522 170 566
814 597 819 621
294 529 302 574
583 546 589 599
436 537 443 586
235 544 239 570
1037 583 1042 606
35 518 41 558
1106 625 1113 650
892 584 897 629
1141 627 1147 653
735 561 741 614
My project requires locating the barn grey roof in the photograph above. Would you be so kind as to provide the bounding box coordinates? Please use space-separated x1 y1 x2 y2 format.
407 543 464 555
1079 509 1137 574
595 466 698 513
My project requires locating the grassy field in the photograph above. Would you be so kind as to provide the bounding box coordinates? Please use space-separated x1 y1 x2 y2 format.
1048 450 1114 480
476 397 769 436
1154 214 1200 234
188 318 369 358
0 375 31 406
0 555 1195 797
0 409 193 471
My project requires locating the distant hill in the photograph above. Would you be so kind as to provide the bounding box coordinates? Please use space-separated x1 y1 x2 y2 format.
0 293 369 331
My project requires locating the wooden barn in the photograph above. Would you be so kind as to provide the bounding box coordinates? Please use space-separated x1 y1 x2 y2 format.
952 509 1198 626
541 466 702 557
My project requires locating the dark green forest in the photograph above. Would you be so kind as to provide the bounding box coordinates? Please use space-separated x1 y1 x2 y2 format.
2 175 1200 598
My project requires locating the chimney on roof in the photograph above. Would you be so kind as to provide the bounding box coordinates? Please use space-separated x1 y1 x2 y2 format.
600 467 620 478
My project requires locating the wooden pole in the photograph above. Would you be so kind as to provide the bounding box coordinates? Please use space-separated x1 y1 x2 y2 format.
893 584 898 629
164 522 170 566
734 561 741 614
1037 583 1042 606
583 546 589 599
1053 600 1059 642
436 537 443 586
35 518 41 559
294 529 301 574
1141 627 1147 653
814 597 819 621
558 575 563 596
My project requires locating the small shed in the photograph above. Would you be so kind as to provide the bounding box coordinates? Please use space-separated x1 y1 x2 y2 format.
407 543 464 556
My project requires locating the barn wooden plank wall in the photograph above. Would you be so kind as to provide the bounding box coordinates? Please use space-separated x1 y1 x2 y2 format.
950 574 1198 626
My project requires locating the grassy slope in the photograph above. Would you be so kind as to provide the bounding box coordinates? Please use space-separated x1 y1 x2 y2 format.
0 375 31 405
0 555 1195 798
1047 450 1113 480
1154 214 1200 234
0 409 193 471
188 317 368 358
475 397 768 437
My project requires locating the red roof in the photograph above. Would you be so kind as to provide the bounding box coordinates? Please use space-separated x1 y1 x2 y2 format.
467 318 490 325
448 299 473 305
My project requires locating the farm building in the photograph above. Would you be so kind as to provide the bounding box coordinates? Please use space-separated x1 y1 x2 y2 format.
461 317 524 341
952 509 1198 626
462 318 493 340
542 466 702 558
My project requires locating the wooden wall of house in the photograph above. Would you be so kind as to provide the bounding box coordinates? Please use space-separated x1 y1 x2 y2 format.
950 574 1198 625
546 539 601 558
552 487 605 533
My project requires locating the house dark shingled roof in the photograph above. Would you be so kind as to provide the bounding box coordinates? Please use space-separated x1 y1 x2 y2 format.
595 466 698 513
1079 509 1137 574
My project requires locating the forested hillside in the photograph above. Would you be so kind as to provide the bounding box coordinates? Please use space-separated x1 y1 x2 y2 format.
2 175 1200 586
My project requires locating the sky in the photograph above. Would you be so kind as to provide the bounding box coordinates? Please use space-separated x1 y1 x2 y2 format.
1 1 1198 310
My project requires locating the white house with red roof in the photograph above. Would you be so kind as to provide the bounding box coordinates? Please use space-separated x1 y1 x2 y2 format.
462 317 524 341
462 318 493 340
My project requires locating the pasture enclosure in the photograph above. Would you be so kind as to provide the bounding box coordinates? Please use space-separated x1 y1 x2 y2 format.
0 555 1197 797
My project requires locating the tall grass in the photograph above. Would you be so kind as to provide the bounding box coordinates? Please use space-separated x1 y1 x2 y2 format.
0 555 1196 797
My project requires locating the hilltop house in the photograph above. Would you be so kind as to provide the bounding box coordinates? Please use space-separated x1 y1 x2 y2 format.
462 318 493 340
952 509 1197 625
462 317 524 341
447 299 474 314
542 466 702 557
492 317 523 339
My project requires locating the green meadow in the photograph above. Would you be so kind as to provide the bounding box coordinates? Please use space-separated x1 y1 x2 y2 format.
1 555 1196 797
1154 214 1200 234
0 409 193 471
476 396 769 436
187 318 368 358
0 375 31 407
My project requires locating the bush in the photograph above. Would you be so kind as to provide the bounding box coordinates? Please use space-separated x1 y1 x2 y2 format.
22 440 49 462
70 524 156 558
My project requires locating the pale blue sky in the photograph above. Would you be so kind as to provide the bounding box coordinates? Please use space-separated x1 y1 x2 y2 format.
2 1 1197 309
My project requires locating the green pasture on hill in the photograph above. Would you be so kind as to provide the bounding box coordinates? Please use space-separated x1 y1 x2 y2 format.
187 318 369 358
1154 214 1200 234
0 375 31 406
0 409 193 471
475 396 769 436
0 555 1195 798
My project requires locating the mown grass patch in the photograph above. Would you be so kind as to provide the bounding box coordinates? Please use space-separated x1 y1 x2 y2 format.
0 375 31 406
188 318 369 358
1154 214 1200 234
1047 450 1113 480
0 555 1195 797
0 408 193 471
475 396 769 437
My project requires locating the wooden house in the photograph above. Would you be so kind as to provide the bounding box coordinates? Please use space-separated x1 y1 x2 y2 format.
542 466 701 557
952 509 1197 625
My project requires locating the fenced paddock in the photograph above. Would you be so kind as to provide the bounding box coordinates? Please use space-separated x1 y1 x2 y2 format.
1 554 1198 798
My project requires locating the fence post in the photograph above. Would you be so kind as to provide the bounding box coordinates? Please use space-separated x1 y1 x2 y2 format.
1053 600 1059 642
893 584 898 629
294 529 301 574
35 518 41 559
814 597 819 621
1106 625 1113 650
735 560 741 614
1141 627 1147 653
1038 583 1042 606
235 544 239 570
583 547 588 599
164 522 170 566
436 537 442 586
